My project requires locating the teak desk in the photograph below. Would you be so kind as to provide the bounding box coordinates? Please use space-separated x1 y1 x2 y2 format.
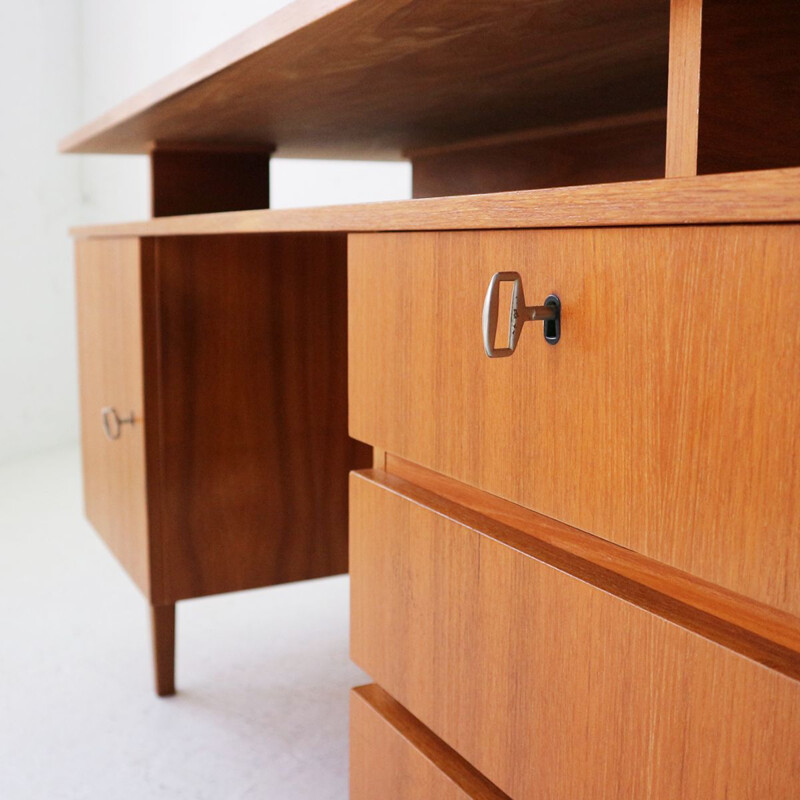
63 0 800 796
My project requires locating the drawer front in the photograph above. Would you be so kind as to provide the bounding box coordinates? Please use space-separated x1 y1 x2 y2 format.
350 470 800 800
351 684 510 800
349 226 800 615
76 238 150 595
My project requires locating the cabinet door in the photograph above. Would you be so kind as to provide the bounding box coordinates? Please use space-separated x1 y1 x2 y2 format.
75 238 151 596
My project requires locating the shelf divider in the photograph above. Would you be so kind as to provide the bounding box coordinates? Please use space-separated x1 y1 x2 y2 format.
665 0 703 177
150 141 273 217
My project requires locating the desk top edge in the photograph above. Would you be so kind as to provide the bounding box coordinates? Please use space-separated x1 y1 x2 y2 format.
69 168 800 239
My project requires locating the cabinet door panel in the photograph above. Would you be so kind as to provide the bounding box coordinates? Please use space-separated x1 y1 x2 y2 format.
76 238 150 595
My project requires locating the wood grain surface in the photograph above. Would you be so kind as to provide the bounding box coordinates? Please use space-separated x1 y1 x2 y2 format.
351 684 511 800
348 225 800 616
60 0 669 158
385 456 800 680
150 604 176 697
151 233 371 603
75 237 152 596
70 167 800 239
410 111 666 197
150 142 272 217
350 470 800 800
665 0 702 176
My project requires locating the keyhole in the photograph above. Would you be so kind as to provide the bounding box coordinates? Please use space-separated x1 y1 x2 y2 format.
543 295 561 345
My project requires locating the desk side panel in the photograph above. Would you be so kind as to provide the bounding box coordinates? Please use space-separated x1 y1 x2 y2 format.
152 232 370 602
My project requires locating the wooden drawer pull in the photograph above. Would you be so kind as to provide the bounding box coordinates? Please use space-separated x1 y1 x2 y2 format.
101 406 135 441
482 271 560 357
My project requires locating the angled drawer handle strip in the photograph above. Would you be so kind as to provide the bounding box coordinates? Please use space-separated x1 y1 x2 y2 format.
101 406 135 441
355 468 800 682
482 271 560 357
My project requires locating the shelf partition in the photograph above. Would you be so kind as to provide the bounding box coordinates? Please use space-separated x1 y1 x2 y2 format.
667 0 800 178
150 142 273 217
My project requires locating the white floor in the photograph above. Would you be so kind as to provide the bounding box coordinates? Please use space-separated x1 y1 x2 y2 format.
0 447 367 799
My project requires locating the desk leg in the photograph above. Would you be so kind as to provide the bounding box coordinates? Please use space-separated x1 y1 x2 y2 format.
151 603 176 697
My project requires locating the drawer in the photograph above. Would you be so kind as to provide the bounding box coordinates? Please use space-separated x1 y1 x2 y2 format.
350 469 800 800
76 238 151 595
350 684 510 800
348 226 800 615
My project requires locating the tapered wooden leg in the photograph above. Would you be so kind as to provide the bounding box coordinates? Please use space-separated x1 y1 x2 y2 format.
151 603 176 697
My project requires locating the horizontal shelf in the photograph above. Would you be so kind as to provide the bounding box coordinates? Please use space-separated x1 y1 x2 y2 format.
60 0 669 158
70 168 800 238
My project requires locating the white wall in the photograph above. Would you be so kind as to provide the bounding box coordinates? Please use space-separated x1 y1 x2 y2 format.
0 0 410 464
0 1 83 463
